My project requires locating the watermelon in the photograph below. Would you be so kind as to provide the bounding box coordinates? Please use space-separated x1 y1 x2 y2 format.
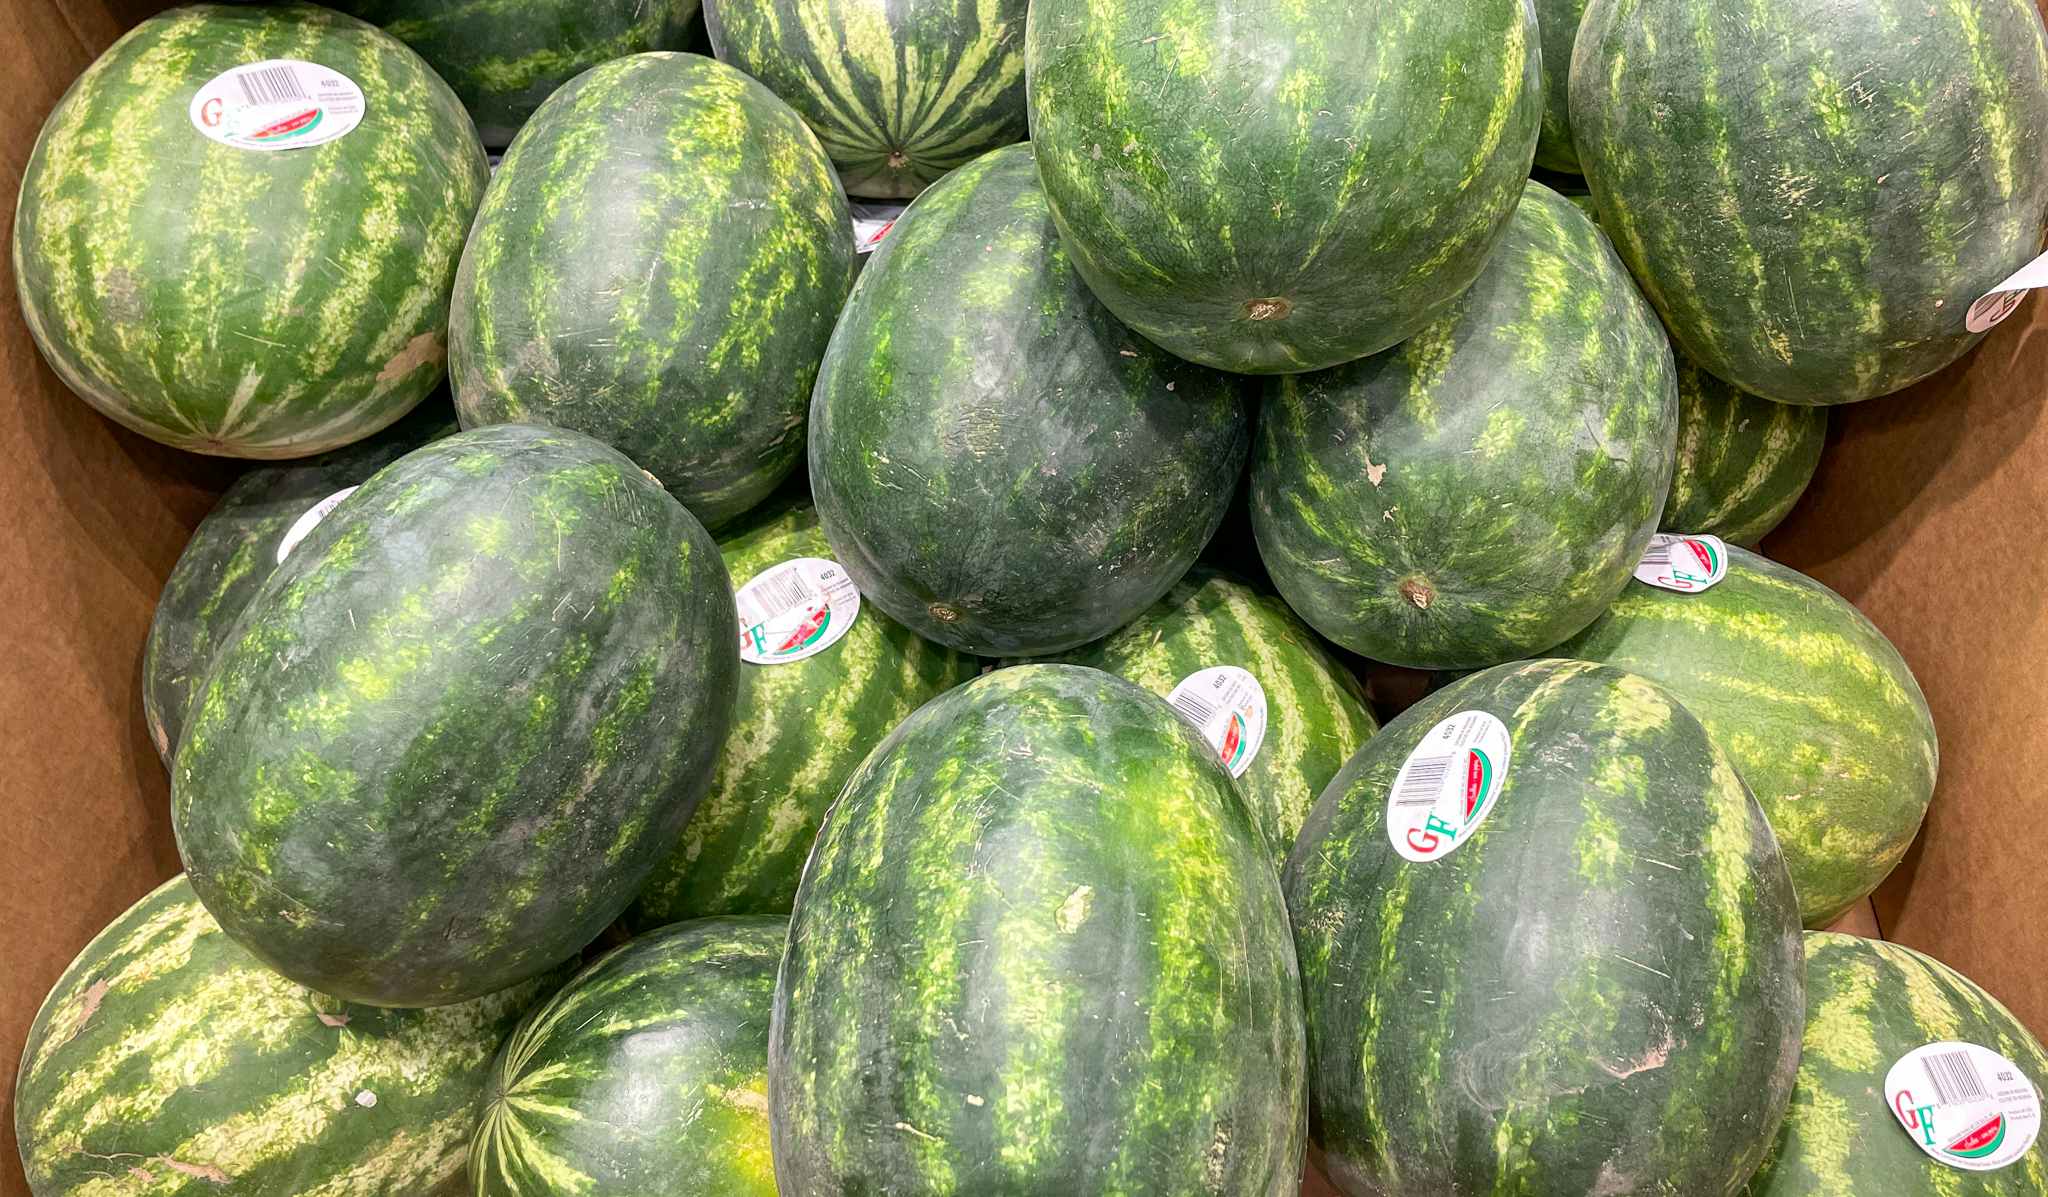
14 875 554 1196
1572 0 2048 405
1550 544 1939 927
1025 0 1541 374
1665 360 1828 545
142 400 457 768
171 424 739 1007
1285 658 1805 1195
1249 183 1677 671
12 4 485 459
629 503 978 926
770 665 1306 1193
1018 567 1378 874
810 143 1248 657
470 917 785 1196
1744 933 2048 1195
450 52 853 532
1532 0 1590 173
705 0 1027 199
331 0 702 147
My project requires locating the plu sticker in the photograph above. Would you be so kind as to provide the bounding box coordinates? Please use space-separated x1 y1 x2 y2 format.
276 486 358 563
850 199 906 255
1966 250 2048 333
1386 711 1510 863
1166 666 1268 779
1885 1041 2042 1172
736 558 860 665
1634 533 1729 593
189 59 366 151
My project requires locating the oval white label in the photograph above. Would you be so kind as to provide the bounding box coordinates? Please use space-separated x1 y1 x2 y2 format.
1165 666 1268 779
276 486 358 563
850 200 906 255
1387 711 1511 863
1634 533 1729 593
736 557 860 665
1886 1041 2042 1172
189 59 366 152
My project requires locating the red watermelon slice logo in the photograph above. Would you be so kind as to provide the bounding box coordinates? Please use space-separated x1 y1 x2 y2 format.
1218 712 1248 772
1462 749 1495 824
772 602 832 658
1946 1114 2009 1160
1679 537 1721 580
249 107 324 142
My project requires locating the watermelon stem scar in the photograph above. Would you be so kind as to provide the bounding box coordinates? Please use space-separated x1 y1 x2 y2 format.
1244 296 1292 321
887 149 909 169
928 602 962 622
1399 577 1435 610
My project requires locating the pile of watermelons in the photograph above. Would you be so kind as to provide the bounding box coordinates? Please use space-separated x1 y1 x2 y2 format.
13 0 2048 1192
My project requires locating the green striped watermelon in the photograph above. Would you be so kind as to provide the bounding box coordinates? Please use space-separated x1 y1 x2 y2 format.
629 503 978 926
1019 568 1377 874
1665 360 1828 545
1250 183 1677 671
1744 933 2048 1195
171 424 739 1007
705 0 1027 199
1025 0 1541 374
770 665 1306 1193
450 52 853 532
470 917 785 1196
331 0 702 147
1286 658 1804 1195
13 4 486 458
1532 0 1590 173
15 875 555 1196
1551 543 1939 927
1572 0 2048 405
809 143 1249 657
142 400 457 768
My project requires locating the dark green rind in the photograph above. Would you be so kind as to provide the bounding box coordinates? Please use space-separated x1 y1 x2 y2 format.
450 52 854 531
470 917 785 1196
142 400 457 769
1285 659 1805 1196
630 505 978 925
1025 0 1540 374
1743 933 2048 1196
810 143 1248 657
15 875 553 1197
1018 568 1378 876
332 0 701 147
1250 183 1677 670
1551 545 1939 928
770 665 1306 1195
705 0 1027 199
1572 0 2048 405
1665 360 1828 545
12 3 485 458
1532 0 1589 174
171 424 740 1007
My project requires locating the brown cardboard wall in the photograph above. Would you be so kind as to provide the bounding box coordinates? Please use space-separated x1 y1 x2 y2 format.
1767 299 2048 1035
1 0 233 1190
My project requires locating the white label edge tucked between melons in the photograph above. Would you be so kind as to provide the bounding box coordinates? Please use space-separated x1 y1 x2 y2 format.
1634 533 1730 594
1967 249 2048 333
1165 666 1268 779
1884 1040 2042 1172
276 486 358 563
735 557 860 665
1386 710 1511 863
189 59 366 152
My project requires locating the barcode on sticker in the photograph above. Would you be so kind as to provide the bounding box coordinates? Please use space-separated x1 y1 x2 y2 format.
1926 1050 1992 1105
236 64 311 106
1169 688 1217 726
1391 755 1455 808
1639 543 1673 569
739 570 813 627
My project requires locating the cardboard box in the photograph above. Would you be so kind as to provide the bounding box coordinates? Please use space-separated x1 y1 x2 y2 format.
0 0 2039 1193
